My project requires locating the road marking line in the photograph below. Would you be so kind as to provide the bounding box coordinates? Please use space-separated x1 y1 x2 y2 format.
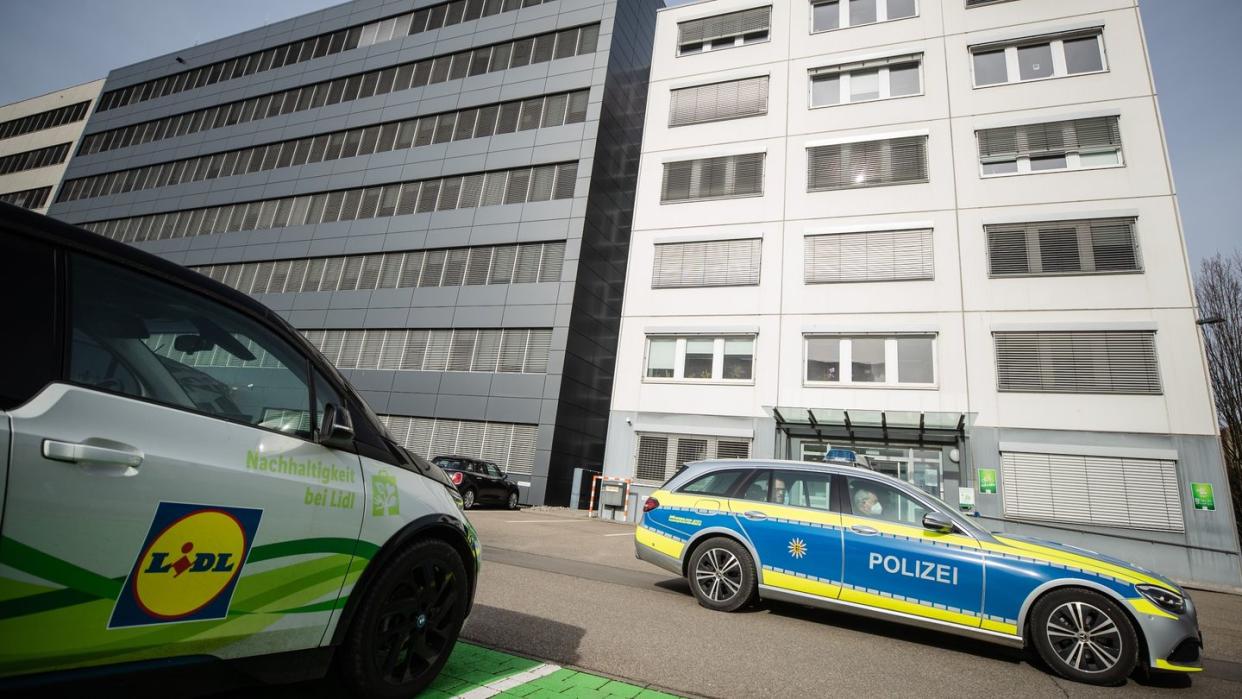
453 662 561 699
504 519 591 523
604 532 633 537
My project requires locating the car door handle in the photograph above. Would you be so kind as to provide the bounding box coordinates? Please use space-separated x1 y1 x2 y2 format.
43 440 144 468
742 511 768 521
850 524 879 536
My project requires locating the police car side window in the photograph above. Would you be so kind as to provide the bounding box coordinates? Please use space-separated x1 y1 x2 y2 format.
846 476 929 526
679 470 747 496
737 471 771 502
68 254 316 440
771 470 832 510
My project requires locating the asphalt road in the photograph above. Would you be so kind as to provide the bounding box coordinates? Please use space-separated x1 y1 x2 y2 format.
459 508 1242 698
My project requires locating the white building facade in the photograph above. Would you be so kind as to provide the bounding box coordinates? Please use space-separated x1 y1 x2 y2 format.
603 0 1242 588
0 79 104 214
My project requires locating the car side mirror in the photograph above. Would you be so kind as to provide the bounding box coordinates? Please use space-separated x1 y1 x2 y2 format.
318 402 355 450
922 511 955 534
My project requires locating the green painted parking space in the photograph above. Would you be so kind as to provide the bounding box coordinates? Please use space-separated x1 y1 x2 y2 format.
421 642 683 699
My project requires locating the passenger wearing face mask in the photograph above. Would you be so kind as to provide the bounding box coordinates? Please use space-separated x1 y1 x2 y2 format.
853 488 885 519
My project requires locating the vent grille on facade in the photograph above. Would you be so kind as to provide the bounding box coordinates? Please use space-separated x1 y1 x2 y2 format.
0 142 71 176
380 414 538 475
977 117 1121 160
678 6 771 48
652 238 761 288
669 76 768 127
0 186 53 210
635 433 751 482
661 153 765 203
302 328 552 374
0 100 91 141
994 331 1162 394
804 229 933 283
807 136 928 191
1001 452 1184 532
986 217 1141 276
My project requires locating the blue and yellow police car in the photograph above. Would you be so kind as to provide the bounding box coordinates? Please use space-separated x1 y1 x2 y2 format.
635 458 1202 686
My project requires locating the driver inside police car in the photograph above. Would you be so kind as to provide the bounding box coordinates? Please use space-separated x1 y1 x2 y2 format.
853 488 884 519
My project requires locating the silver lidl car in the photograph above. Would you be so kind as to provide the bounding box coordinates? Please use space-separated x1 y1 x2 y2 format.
0 204 479 697
637 459 1202 686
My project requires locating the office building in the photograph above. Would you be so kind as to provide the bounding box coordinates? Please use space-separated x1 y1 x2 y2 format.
0 79 104 214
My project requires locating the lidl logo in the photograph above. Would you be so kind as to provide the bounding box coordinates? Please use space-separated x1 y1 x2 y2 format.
109 502 262 628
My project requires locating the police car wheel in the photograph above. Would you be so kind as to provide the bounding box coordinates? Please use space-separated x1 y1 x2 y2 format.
687 537 756 612
340 538 469 699
1030 588 1139 686
462 488 476 509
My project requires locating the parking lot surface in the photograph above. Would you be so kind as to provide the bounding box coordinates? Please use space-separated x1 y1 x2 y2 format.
459 508 1242 698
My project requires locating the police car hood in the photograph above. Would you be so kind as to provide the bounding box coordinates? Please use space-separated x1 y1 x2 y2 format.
993 533 1181 591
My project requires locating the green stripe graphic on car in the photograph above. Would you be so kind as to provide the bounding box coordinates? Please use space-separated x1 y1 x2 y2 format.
0 535 378 676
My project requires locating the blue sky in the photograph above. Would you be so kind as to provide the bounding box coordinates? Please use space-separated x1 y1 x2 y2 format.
0 0 1236 267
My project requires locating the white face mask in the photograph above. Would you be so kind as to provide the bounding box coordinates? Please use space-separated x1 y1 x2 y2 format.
868 502 883 516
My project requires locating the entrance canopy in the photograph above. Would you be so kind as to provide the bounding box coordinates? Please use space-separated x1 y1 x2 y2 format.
769 407 967 445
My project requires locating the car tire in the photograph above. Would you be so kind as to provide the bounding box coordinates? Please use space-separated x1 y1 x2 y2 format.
506 491 519 510
686 537 756 613
1030 588 1139 686
461 488 476 510
339 538 469 699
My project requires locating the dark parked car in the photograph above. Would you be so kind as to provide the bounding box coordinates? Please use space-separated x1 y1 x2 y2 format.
433 456 520 510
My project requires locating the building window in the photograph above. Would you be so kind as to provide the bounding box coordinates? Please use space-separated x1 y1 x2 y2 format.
652 238 762 288
994 331 1161 394
661 153 765 203
645 336 756 382
986 218 1141 277
379 414 537 475
669 76 769 127
301 327 551 374
61 89 590 203
804 335 936 385
677 6 771 55
811 0 918 33
807 136 928 191
977 116 1122 177
804 228 933 283
966 0 1018 7
971 29 1106 87
0 100 91 141
0 186 53 210
1001 452 1184 533
809 54 922 107
0 142 71 176
635 433 751 482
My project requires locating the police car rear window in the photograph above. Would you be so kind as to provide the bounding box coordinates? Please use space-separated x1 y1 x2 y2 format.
679 470 747 496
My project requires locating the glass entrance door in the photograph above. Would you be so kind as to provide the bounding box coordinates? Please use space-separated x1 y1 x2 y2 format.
795 440 944 498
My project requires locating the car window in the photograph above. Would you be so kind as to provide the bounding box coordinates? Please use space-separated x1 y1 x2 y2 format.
485 463 503 478
0 233 58 410
845 476 929 526
737 470 771 503
68 253 314 439
434 457 466 470
770 470 832 511
679 470 747 496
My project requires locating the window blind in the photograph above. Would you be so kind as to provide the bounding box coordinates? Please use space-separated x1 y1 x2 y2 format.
303 328 552 374
994 331 1161 394
808 52 923 77
0 100 91 141
977 116 1121 160
669 76 768 127
0 186 53 210
653 238 762 288
379 414 538 475
635 433 751 482
0 142 71 176
678 6 771 47
986 217 1140 276
807 136 928 191
1001 452 1184 532
804 229 933 283
661 153 765 202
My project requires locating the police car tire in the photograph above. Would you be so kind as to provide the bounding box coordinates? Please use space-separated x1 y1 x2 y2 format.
687 537 757 613
339 538 469 699
1030 588 1139 686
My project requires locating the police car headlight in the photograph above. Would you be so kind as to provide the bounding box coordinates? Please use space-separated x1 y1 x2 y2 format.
1137 584 1186 615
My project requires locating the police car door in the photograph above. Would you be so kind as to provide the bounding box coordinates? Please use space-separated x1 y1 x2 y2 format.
729 469 843 600
0 253 364 676
838 474 984 629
